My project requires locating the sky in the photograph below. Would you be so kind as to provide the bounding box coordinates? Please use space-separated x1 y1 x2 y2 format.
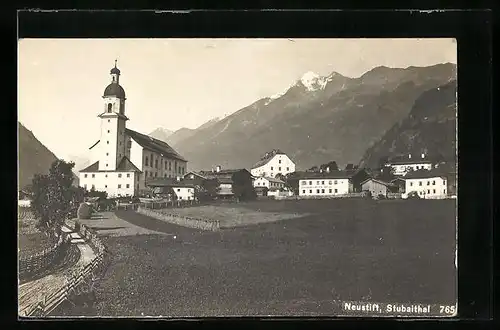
18 38 456 161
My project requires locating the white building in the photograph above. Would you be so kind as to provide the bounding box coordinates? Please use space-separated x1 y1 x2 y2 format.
403 170 448 199
385 153 433 176
253 176 285 190
147 178 197 201
299 171 353 197
250 149 295 178
79 62 188 197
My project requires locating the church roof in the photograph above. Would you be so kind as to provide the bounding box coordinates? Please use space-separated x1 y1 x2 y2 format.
79 156 142 173
110 67 121 75
126 128 187 162
103 83 126 98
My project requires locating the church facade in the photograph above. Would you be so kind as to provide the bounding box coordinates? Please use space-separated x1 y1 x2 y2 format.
79 62 188 197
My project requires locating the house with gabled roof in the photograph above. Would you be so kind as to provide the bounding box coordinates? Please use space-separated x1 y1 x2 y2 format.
402 169 449 199
250 149 295 178
79 62 188 197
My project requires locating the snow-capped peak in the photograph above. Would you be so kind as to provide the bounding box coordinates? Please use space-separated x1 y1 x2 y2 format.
300 71 328 91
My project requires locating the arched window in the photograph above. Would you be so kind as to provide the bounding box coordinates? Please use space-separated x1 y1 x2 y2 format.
107 103 112 112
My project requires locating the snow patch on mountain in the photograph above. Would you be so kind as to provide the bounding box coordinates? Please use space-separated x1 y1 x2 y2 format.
300 71 328 91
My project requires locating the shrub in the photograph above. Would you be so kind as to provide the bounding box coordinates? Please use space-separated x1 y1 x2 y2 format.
77 203 92 219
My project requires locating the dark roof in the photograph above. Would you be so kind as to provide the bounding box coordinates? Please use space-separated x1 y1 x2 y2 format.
103 83 126 98
184 171 208 180
80 161 99 172
256 176 285 184
251 149 287 169
126 128 187 162
110 67 121 75
146 178 198 188
360 178 395 187
404 169 448 180
116 156 141 172
79 156 141 173
198 169 250 177
300 170 354 179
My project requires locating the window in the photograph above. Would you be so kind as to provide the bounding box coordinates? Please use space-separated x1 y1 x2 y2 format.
92 174 95 178
309 181 312 185
432 180 436 185
106 163 108 167
107 141 109 144
433 189 436 193
279 160 281 164
287 167 289 171
302 190 306 194
105 174 108 178
321 189 325 193
155 159 158 168
419 181 422 186
410 182 413 186
427 181 430 186
155 172 157 177
334 189 338 193
84 174 88 178
105 185 107 188
118 184 121 188
91 184 95 190
316 189 320 193
165 161 167 169
108 119 110 123
309 190 312 193
444 189 446 194
118 173 122 178
329 189 332 193
177 189 180 192
329 181 332 185
126 184 130 188
145 171 148 177
145 157 149 166
279 167 281 171
443 180 446 185
164 174 167 178
127 173 130 178
179 196 182 200
317 181 320 185
271 167 274 171
107 130 110 133
321 181 325 185
106 152 109 156
169 161 172 171
427 190 430 194
334 180 338 184
150 172 153 177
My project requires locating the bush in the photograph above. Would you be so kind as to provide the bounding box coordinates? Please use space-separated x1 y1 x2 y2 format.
77 203 92 219
74 220 81 232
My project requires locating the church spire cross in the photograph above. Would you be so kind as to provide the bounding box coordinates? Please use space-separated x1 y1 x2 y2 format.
114 59 117 68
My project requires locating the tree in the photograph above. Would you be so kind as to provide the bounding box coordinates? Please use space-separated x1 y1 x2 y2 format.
275 173 286 181
30 160 76 233
307 166 319 172
284 172 302 195
196 178 220 201
86 186 108 199
378 156 390 169
378 166 396 182
320 161 339 172
345 163 354 171
231 173 256 201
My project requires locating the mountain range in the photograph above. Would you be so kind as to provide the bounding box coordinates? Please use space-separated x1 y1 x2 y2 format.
359 79 457 169
18 122 79 189
158 63 456 171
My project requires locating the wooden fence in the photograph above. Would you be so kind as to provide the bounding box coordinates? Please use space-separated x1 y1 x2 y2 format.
20 225 107 317
136 206 220 231
19 233 71 281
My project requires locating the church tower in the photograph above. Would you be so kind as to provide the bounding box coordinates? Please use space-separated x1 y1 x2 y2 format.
98 60 128 171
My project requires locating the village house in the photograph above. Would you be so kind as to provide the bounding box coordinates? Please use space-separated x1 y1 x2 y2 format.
250 149 295 178
402 169 448 199
360 178 398 198
390 177 406 193
385 153 433 176
186 166 253 199
146 178 198 201
298 169 353 197
79 62 187 197
253 176 286 190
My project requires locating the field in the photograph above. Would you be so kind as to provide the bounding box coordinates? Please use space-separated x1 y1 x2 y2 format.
54 198 457 317
154 202 309 228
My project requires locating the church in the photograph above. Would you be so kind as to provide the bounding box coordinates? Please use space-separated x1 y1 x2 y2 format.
79 62 188 197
